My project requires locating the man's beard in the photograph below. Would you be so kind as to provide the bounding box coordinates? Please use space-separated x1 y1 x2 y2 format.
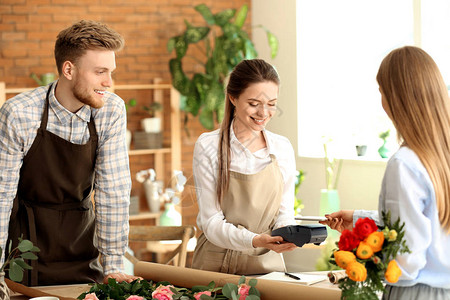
72 79 104 109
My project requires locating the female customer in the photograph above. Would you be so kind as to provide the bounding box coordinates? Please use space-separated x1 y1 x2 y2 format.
192 59 297 275
321 46 450 299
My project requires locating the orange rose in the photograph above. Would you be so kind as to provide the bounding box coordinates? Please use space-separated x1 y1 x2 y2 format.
356 241 374 259
334 250 356 269
385 260 402 283
346 261 367 282
364 231 384 252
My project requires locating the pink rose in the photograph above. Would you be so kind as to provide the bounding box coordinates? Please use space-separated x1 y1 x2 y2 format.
152 285 175 300
238 284 251 300
194 291 212 300
83 293 99 300
126 296 144 300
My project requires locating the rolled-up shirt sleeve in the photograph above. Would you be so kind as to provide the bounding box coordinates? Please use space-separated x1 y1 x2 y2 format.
94 99 131 275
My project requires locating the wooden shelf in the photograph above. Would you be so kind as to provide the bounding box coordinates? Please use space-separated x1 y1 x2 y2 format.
129 212 161 221
128 148 171 156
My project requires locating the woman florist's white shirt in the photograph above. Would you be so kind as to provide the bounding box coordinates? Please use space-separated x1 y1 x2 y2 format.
193 125 297 251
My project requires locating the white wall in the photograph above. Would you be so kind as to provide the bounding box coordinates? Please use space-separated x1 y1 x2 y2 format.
251 0 387 215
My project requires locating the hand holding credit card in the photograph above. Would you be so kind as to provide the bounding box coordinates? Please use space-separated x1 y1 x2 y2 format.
294 216 327 222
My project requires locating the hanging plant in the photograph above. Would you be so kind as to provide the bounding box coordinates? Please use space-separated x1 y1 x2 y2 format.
168 3 279 130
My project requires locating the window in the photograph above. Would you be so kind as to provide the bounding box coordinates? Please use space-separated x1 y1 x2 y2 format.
296 0 449 158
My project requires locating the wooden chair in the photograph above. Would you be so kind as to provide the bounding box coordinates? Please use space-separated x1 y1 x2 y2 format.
125 225 196 268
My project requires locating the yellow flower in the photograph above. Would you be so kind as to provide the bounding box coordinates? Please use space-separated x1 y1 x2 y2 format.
334 250 356 269
388 230 398 242
385 260 402 283
365 231 384 252
356 242 374 259
346 261 367 282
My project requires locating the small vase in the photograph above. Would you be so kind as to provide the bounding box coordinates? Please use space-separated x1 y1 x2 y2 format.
319 189 340 239
159 203 182 226
0 272 10 300
319 189 340 216
143 180 162 213
378 140 389 158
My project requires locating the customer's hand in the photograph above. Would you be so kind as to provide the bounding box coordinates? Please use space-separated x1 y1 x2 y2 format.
252 234 297 253
103 272 143 284
319 210 354 233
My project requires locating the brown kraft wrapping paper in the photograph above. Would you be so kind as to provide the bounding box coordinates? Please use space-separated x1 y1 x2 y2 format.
134 262 341 300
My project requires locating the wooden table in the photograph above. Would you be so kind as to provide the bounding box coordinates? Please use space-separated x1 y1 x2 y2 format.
10 284 90 300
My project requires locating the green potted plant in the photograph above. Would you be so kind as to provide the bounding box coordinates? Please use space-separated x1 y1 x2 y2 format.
0 237 40 299
167 3 279 130
141 102 163 133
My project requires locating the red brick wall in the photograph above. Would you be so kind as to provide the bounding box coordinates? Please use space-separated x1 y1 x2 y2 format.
0 0 251 229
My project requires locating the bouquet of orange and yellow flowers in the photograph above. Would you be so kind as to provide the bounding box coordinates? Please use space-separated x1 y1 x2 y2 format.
330 211 410 299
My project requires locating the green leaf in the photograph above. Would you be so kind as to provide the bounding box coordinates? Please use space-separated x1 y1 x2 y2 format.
174 36 188 58
195 4 215 25
200 295 215 300
249 286 260 297
221 283 238 298
18 239 33 252
14 258 32 270
231 289 239 300
248 278 257 287
246 295 260 300
21 252 38 260
243 39 258 59
214 9 236 27
266 30 279 59
204 81 224 112
167 37 176 53
207 281 216 289
185 26 210 44
233 4 248 28
169 58 192 95
185 94 201 116
238 275 245 285
31 246 40 252
9 261 24 282
215 99 225 124
199 108 214 130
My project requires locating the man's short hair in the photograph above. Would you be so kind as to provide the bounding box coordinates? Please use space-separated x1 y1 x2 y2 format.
54 20 124 74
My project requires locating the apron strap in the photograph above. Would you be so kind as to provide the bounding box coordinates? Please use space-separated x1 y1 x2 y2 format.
22 204 38 286
40 84 53 131
21 196 92 211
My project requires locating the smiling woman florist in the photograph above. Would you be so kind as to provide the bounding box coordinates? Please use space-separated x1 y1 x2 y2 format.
191 59 298 275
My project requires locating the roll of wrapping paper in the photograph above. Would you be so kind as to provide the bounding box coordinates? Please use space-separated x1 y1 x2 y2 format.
327 271 347 284
135 262 341 300
5 278 78 300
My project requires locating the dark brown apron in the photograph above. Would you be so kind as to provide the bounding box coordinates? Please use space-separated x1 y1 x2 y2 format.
7 84 103 286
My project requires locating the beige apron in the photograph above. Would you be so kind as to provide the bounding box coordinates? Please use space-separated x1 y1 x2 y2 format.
192 154 285 275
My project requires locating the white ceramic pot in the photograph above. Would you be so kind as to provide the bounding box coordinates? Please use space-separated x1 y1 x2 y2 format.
141 117 161 133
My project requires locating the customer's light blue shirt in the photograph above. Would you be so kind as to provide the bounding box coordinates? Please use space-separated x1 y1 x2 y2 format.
354 146 450 288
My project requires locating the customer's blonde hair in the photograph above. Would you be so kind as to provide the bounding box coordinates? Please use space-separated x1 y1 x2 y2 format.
54 20 124 74
377 46 450 233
